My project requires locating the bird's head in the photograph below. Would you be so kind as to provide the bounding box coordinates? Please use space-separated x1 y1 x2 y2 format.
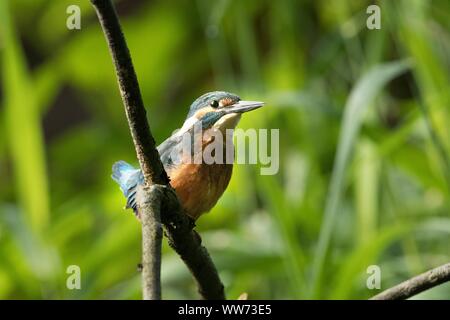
183 91 264 132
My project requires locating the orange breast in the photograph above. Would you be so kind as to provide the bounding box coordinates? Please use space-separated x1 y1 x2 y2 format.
169 162 233 220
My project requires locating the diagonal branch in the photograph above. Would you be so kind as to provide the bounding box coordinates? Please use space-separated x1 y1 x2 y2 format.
90 0 168 186
90 0 225 300
370 262 450 300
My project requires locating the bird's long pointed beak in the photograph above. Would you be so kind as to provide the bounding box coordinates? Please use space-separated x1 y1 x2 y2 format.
226 100 264 114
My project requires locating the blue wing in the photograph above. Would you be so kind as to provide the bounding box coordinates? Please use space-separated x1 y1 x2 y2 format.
111 160 144 212
157 133 185 170
112 125 198 212
111 135 184 213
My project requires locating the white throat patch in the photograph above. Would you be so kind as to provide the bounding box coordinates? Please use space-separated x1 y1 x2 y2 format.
213 113 241 131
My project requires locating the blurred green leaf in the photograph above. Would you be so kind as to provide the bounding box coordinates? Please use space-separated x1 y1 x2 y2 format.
311 60 411 297
0 0 50 232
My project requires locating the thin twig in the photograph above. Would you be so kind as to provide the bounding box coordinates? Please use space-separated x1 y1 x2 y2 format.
370 262 450 300
90 0 225 300
90 0 164 300
140 185 164 300
90 0 168 186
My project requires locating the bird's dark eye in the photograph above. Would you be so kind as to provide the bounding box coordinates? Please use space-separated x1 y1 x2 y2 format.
210 100 219 108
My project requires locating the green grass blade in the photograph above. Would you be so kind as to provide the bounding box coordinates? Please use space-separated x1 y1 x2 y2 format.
354 139 379 245
310 60 411 298
0 0 50 232
330 223 413 299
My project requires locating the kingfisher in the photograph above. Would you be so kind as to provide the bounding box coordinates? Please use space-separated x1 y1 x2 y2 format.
112 91 264 220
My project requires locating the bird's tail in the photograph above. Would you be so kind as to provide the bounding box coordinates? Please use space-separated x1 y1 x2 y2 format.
111 160 144 213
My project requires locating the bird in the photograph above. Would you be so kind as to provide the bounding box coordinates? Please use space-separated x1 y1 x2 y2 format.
111 91 264 220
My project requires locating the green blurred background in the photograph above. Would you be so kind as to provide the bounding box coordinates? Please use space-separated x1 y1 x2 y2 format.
0 0 449 299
